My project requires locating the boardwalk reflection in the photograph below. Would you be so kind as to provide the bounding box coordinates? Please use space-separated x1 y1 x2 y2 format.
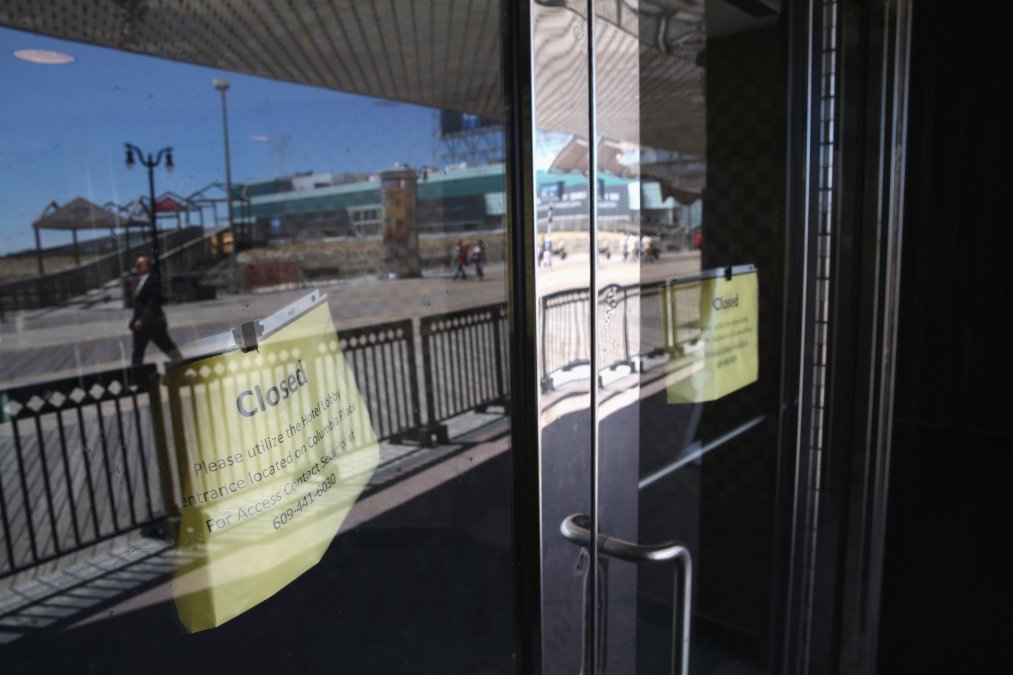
0 249 700 644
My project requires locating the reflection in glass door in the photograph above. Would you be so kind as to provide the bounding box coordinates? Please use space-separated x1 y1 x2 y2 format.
0 3 520 672
532 1 807 673
1 0 840 671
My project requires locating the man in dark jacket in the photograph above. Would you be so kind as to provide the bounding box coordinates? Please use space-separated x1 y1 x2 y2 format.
130 255 181 366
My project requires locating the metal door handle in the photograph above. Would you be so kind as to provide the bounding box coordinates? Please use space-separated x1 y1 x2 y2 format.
561 513 693 675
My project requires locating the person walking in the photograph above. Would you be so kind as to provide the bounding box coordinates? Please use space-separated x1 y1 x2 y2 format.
130 255 182 366
643 234 655 262
453 239 470 280
473 239 486 280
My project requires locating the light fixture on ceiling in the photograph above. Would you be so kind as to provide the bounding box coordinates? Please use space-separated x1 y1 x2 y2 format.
13 48 75 65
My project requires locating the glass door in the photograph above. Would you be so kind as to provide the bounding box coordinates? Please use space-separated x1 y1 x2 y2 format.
1 0 834 671
0 3 522 672
532 1 808 672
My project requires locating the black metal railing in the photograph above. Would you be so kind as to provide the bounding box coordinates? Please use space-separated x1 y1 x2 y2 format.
0 228 204 314
541 287 592 385
657 278 703 355
598 283 637 374
337 319 423 445
1 281 689 578
420 303 509 444
638 282 668 359
0 365 163 578
538 279 702 388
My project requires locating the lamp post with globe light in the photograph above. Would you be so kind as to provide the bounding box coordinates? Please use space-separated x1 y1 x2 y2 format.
124 142 173 275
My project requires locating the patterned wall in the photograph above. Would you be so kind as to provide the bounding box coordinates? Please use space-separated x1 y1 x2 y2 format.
637 22 789 661
695 23 788 648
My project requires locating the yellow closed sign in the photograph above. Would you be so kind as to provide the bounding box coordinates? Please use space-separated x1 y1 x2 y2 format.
164 299 379 632
662 266 759 403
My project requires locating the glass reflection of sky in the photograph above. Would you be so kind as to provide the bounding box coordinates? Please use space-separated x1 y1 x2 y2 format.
0 27 434 254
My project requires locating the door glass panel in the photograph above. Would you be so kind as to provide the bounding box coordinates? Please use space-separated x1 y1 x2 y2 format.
530 3 595 674
533 0 790 673
0 4 516 672
596 2 786 673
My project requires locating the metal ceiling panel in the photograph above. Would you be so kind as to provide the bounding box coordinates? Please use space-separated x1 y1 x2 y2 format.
0 0 709 151
0 0 504 119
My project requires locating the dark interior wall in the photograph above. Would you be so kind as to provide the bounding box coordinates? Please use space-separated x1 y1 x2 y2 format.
879 2 1013 672
695 22 787 651
634 21 790 661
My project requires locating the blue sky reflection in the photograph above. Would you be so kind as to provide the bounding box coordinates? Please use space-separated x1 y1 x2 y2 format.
0 27 434 254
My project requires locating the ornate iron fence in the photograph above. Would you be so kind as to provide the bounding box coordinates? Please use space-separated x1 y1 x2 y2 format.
540 287 592 388
0 365 163 578
420 304 509 444
1 285 685 577
337 319 423 445
538 279 701 389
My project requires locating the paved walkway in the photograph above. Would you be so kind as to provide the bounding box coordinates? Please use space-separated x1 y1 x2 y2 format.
0 250 703 648
0 253 700 386
0 409 508 644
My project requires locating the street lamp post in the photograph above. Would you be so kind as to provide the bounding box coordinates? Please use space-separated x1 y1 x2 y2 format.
212 77 237 289
124 142 174 275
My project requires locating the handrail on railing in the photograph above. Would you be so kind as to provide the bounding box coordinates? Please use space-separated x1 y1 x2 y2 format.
0 227 205 313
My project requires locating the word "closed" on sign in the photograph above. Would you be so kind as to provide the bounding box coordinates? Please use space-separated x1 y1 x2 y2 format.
236 361 310 418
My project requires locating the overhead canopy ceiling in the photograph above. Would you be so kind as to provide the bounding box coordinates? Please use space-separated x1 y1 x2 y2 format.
1 0 505 118
0 1 771 155
531 1 707 156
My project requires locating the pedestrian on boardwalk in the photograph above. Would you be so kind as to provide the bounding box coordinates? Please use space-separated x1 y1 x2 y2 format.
541 232 553 267
130 255 181 366
643 234 655 262
453 239 470 280
473 239 486 280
